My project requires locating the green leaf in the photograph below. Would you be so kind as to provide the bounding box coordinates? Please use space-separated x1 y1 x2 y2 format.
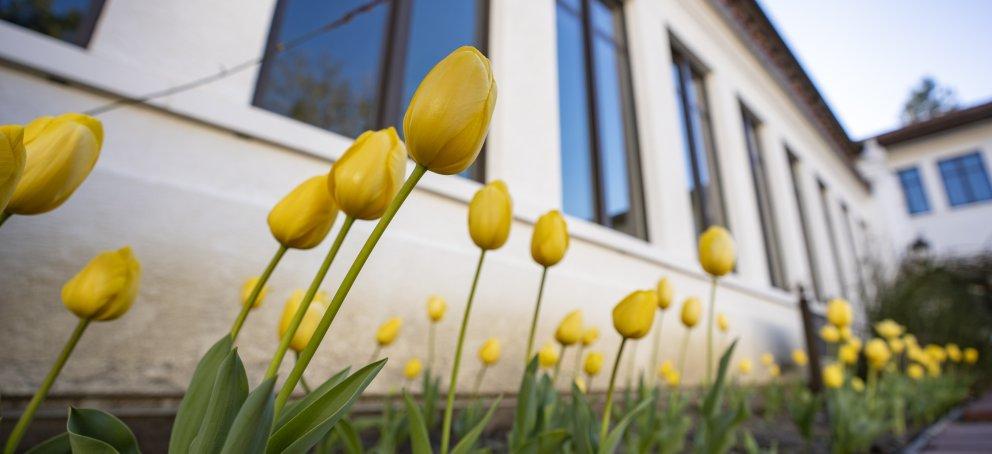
451 396 502 454
276 367 350 429
67 407 140 454
334 417 363 454
220 376 277 454
701 340 739 419
189 348 249 454
569 383 594 454
169 335 234 454
266 359 385 454
509 357 539 450
25 432 70 454
514 429 569 453
403 392 433 454
600 398 651 454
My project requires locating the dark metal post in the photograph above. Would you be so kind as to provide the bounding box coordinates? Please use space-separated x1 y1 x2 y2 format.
797 285 823 393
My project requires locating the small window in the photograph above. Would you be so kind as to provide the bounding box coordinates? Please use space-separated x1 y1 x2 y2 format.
896 167 930 215
556 0 647 238
937 152 992 207
254 0 489 182
788 151 823 300
0 0 105 47
741 106 786 289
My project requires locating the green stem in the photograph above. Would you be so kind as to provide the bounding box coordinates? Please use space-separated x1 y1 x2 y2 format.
573 345 585 381
524 267 549 362
274 164 427 415
265 216 356 380
428 322 436 372
295 352 313 394
0 211 11 229
4 319 90 454
650 310 666 386
552 344 565 386
230 245 288 341
626 340 639 390
705 276 718 385
600 338 627 444
369 345 382 364
472 366 487 399
678 331 691 379
440 249 487 454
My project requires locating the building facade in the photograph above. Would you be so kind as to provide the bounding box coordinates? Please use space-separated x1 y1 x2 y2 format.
1 0 885 407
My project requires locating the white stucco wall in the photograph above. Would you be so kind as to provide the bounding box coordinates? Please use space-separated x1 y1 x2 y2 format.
0 0 881 398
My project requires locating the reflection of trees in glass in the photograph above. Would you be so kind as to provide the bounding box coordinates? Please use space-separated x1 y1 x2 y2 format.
258 52 377 139
901 76 958 125
0 0 86 43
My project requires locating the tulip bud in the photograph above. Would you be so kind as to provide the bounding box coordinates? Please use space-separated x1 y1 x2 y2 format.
404 358 423 380
768 364 781 377
403 46 496 175
427 295 446 322
680 297 701 329
839 326 853 342
478 338 501 366
698 226 735 277
946 343 961 362
62 246 141 321
278 290 331 352
555 310 583 346
717 313 729 333
538 343 559 369
838 343 859 365
327 128 407 220
658 360 675 377
531 210 569 268
738 359 752 375
581 327 599 346
376 317 402 347
468 180 512 250
612 290 658 339
865 338 891 369
873 319 904 339
906 363 924 380
656 277 674 310
584 351 604 376
8 114 102 215
664 370 681 388
822 363 843 389
964 347 979 365
819 325 840 343
0 125 26 214
792 349 808 366
850 376 865 392
240 276 269 309
268 175 339 249
826 298 853 328
925 344 946 363
574 376 587 393
761 353 774 367
888 337 905 354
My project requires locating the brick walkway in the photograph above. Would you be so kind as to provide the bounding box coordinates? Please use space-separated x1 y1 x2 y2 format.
920 392 992 453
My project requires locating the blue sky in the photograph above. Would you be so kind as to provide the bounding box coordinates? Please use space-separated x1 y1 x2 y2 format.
758 0 992 139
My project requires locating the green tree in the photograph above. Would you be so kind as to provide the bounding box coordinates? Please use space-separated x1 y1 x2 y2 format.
900 76 958 125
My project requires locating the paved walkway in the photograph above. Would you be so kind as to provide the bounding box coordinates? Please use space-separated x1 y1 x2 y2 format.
920 392 992 453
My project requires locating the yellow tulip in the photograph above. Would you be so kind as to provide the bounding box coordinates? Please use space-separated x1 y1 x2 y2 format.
839 343 859 365
376 317 402 346
581 327 600 346
826 298 852 328
819 325 840 343
761 353 774 367
851 376 865 392
555 310 583 346
7 113 102 215
658 360 675 377
907 363 924 380
865 338 891 369
717 313 729 333
768 364 781 378
584 351 604 376
946 344 962 362
925 344 947 363
680 297 702 329
427 295 447 322
403 47 496 175
873 319 904 339
538 343 559 369
822 363 844 389
268 175 339 249
698 226 735 277
575 376 588 393
327 128 407 220
278 289 330 352
478 338 501 365
468 180 512 250
656 277 674 310
738 359 752 375
926 361 941 377
792 349 809 366
903 334 918 348
888 337 905 355
61 246 140 322
404 358 423 380
0 125 26 214
531 210 569 267
847 337 863 352
240 276 269 309
663 370 681 388
964 347 979 365
612 290 658 339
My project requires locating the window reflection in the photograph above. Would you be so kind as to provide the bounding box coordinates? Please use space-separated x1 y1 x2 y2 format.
0 0 105 47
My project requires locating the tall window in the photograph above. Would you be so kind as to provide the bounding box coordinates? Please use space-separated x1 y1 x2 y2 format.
672 47 728 236
897 167 930 215
0 0 105 47
817 180 847 298
556 0 646 238
254 0 488 181
741 107 786 289
938 152 992 207
787 151 823 300
840 203 867 301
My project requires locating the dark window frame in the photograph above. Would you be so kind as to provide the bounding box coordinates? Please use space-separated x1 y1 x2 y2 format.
252 0 490 182
740 104 786 289
0 0 106 47
787 150 823 300
556 0 648 239
937 151 992 208
896 166 931 215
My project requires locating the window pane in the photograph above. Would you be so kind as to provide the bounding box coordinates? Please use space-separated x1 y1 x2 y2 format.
939 152 992 206
742 110 786 289
897 167 930 214
818 181 848 298
788 152 823 300
0 0 104 47
557 0 596 221
592 34 633 230
254 0 390 138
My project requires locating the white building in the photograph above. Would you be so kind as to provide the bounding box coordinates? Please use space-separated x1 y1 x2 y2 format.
0 0 927 416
